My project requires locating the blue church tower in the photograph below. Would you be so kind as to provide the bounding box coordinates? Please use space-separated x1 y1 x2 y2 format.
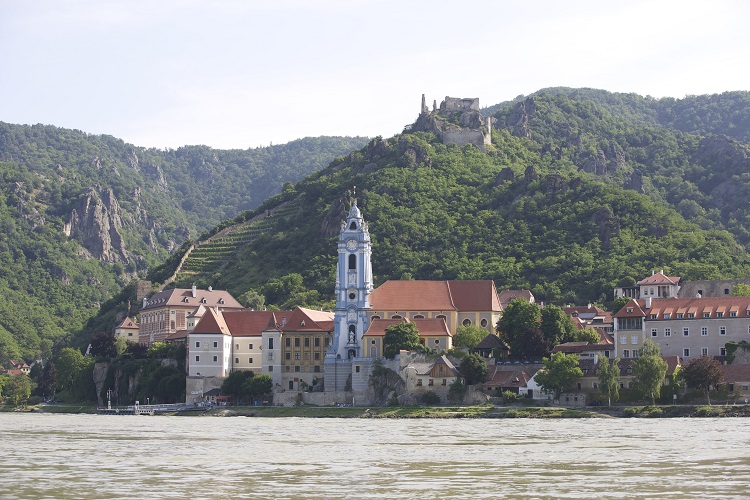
325 199 372 391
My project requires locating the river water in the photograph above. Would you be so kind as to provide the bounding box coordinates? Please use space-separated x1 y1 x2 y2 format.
1 413 749 499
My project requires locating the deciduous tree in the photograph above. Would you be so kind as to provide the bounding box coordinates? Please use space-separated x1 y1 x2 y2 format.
535 352 583 400
632 340 668 405
496 298 541 358
459 353 488 385
597 357 620 406
452 325 487 349
3 373 31 406
383 321 422 359
683 357 724 405
540 305 577 345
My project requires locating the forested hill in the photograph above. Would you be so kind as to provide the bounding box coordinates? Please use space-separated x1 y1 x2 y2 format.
144 89 750 323
0 123 367 362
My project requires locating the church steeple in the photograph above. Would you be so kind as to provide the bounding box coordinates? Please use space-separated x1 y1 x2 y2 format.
330 197 372 361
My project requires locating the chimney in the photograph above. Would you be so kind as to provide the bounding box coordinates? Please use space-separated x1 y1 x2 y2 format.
208 286 213 291
645 297 652 309
192 285 197 298
142 297 148 309
281 316 287 327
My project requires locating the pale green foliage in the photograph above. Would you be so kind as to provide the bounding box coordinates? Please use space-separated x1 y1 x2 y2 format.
2 373 31 406
238 289 266 310
453 325 488 349
535 352 583 400
597 357 620 406
575 328 601 344
56 347 89 392
732 283 750 296
632 340 668 404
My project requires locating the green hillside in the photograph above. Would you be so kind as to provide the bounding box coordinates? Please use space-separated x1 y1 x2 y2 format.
0 124 367 360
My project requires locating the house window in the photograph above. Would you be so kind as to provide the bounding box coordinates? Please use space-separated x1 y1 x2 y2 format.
236 344 239 350
720 348 727 356
717 312 724 318
371 315 381 320
651 328 658 337
213 355 218 362
371 340 376 345
195 341 200 348
289 381 294 390
434 339 440 345
294 338 300 347
683 328 689 336
701 327 708 336
620 336 627 345
285 338 291 347
248 357 253 363
235 358 239 364
195 355 200 362
355 365 360 373
348 254 356 270
436 314 447 321
683 348 690 357
731 311 737 317
704 313 710 318
128 332 133 337
268 338 274 349
701 348 708 357
725 288 730 295
442 379 447 386
304 338 310 347
314 353 320 360
720 326 726 336
391 315 402 320
665 328 671 337
416 379 423 386
428 379 434 386
249 344 253 349
462 319 472 327
314 337 320 347
213 341 218 348
688 313 695 319
593 383 598 389
650 314 657 320
481 319 488 327
414 315 425 319
677 313 683 319
631 335 638 344
267 366 273 371
325 337 331 347
664 313 671 319
295 366 301 372
632 350 639 358
623 350 630 358
285 353 290 360
294 352 300 360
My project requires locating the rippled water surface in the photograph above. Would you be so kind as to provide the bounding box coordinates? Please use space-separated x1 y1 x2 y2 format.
1 413 749 498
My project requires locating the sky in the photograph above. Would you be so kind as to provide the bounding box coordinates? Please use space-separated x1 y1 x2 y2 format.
1 0 749 150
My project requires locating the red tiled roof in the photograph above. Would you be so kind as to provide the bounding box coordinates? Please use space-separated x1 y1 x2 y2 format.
485 366 531 387
191 307 231 335
281 307 335 332
618 297 750 319
637 272 680 286
221 310 281 337
363 318 452 337
141 288 244 311
720 364 750 383
370 280 502 312
497 289 534 307
116 317 139 329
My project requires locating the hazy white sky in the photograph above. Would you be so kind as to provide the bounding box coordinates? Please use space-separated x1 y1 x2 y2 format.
1 0 748 150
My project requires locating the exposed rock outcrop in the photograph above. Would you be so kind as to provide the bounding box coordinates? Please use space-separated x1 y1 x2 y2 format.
591 207 620 247
67 187 130 263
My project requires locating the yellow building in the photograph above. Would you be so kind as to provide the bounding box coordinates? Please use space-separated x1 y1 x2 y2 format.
362 318 453 358
367 280 502 334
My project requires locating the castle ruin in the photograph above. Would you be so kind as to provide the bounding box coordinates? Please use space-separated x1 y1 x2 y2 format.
409 94 492 151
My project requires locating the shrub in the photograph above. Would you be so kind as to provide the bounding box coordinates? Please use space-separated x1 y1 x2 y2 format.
421 390 441 405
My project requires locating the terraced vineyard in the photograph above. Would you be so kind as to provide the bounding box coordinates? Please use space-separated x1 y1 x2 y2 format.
175 202 298 281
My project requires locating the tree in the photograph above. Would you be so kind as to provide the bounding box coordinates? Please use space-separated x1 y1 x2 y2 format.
452 325 487 349
383 321 422 359
597 357 620 406
535 352 583 400
239 289 266 311
221 370 255 401
575 328 601 345
3 374 32 406
731 283 750 297
38 361 57 400
459 353 488 385
496 298 541 358
632 340 668 405
56 347 87 393
243 374 272 401
89 333 117 358
540 305 577 345
683 357 724 405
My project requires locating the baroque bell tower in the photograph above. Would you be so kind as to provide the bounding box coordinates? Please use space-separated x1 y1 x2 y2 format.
329 197 372 362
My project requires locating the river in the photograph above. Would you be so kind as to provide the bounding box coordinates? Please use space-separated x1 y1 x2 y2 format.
0 413 749 499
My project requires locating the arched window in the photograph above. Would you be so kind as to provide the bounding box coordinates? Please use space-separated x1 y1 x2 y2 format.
371 315 381 320
348 254 356 270
480 319 488 328
349 222 357 230
436 314 447 321
462 318 472 327
391 315 402 320
413 314 425 319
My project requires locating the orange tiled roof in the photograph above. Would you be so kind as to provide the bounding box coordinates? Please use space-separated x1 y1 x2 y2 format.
191 307 231 335
370 280 502 312
363 318 452 337
221 310 280 337
116 317 139 329
617 297 750 319
637 272 680 286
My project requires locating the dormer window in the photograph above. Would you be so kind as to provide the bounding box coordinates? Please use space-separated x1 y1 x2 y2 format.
626 308 633 313
219 298 225 304
704 313 710 318
201 298 207 304
183 297 189 303
664 313 671 319
677 313 683 319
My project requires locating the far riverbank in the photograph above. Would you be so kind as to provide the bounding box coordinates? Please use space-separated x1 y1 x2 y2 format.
9 403 750 418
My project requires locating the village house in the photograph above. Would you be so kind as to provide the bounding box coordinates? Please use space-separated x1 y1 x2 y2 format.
139 285 244 345
114 317 139 341
362 318 453 358
614 270 681 300
613 296 750 359
402 355 461 397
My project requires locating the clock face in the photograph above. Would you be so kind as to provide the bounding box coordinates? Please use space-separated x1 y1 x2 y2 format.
346 239 357 251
